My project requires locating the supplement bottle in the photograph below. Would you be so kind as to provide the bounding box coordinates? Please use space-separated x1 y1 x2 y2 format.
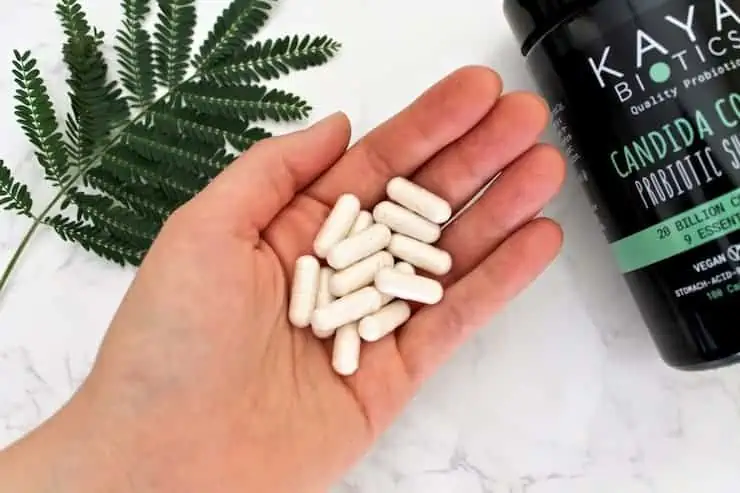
503 0 740 370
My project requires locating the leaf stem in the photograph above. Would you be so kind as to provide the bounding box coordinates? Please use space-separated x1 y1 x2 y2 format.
0 73 196 295
0 181 68 293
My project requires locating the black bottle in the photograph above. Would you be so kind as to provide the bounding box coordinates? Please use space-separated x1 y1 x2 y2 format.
503 0 740 370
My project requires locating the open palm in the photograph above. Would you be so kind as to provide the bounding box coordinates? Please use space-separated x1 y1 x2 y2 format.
53 67 565 493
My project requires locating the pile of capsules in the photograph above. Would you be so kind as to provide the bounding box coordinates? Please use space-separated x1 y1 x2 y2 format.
288 176 453 376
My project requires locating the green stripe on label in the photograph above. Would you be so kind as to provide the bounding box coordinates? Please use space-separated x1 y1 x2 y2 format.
611 189 740 273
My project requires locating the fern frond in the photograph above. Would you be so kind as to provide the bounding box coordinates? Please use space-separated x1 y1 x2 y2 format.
116 0 156 107
176 82 310 122
0 161 33 217
73 192 159 247
85 168 172 221
201 35 340 86
150 105 271 149
122 0 151 18
209 149 239 171
12 51 70 185
45 214 144 266
193 0 274 70
153 0 196 87
57 0 131 165
229 127 273 152
0 0 342 290
122 123 226 179
100 145 201 201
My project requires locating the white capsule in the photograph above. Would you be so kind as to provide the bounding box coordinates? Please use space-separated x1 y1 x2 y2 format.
311 286 384 337
327 223 392 270
288 255 320 328
313 193 361 258
358 300 411 342
349 210 374 235
317 267 335 307
332 323 361 376
378 291 394 306
330 251 394 298
375 267 444 305
311 267 336 338
394 262 416 275
378 261 415 306
387 234 452 276
373 201 441 243
387 177 452 224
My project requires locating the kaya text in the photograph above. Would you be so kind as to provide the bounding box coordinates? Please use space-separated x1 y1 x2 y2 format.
588 1 740 103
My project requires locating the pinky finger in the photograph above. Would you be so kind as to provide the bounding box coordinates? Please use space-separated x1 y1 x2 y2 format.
397 218 564 384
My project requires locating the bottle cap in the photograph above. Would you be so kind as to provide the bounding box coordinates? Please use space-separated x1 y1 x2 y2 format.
502 0 598 55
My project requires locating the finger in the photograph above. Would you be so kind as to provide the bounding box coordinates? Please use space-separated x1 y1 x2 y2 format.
345 336 415 433
437 144 566 286
410 91 550 212
398 218 563 383
307 66 503 208
192 112 351 237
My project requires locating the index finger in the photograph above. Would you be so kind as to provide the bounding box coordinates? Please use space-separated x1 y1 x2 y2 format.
306 66 503 208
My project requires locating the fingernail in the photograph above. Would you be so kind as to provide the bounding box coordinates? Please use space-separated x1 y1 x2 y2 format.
310 111 348 128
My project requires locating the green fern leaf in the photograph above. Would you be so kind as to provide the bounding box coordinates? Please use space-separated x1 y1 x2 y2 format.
0 0 342 290
209 149 239 170
153 0 196 87
122 123 227 179
229 127 273 152
0 161 34 217
85 168 172 221
12 51 70 185
73 192 159 247
116 0 156 107
150 105 271 149
122 0 150 18
194 0 274 70
100 145 202 203
57 0 131 165
201 35 340 86
45 214 144 266
176 82 310 122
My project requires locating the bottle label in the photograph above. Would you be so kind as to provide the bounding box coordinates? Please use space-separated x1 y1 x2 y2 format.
527 0 740 359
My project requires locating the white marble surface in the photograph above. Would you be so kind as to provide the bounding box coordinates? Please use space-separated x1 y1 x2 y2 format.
1 0 739 491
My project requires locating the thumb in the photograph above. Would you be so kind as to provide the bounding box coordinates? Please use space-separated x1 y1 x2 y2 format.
192 112 351 237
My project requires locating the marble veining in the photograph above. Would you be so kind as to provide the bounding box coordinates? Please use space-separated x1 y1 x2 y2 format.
1 1 740 492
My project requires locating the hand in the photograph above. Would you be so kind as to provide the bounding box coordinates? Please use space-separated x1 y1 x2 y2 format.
0 66 565 493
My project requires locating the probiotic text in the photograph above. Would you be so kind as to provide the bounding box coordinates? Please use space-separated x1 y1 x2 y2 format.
504 0 740 369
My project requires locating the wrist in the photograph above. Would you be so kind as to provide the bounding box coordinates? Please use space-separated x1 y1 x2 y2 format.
0 386 133 493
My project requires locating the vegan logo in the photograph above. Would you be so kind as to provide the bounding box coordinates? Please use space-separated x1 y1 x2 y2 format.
727 244 740 262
